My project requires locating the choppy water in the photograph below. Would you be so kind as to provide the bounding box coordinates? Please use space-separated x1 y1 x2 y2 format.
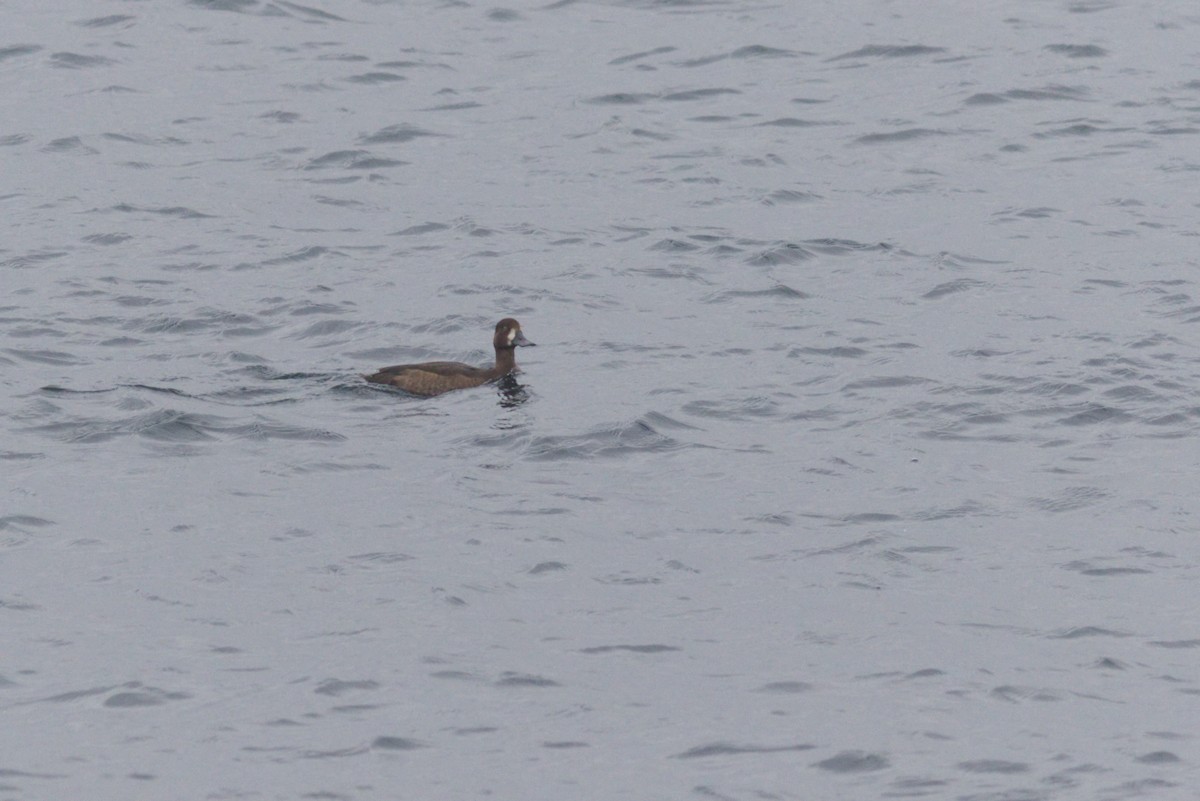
4 1 1200 798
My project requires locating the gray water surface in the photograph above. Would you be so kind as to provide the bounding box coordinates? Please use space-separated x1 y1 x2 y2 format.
4 1 1200 799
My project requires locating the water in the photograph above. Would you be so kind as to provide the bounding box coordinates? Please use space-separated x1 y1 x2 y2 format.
4 1 1200 798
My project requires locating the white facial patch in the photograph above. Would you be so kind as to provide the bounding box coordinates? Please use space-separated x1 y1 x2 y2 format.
507 328 517 343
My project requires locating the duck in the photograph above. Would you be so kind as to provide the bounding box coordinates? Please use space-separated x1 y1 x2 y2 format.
364 318 535 396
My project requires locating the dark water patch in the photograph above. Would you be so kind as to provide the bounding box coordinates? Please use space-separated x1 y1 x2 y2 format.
1147 125 1200 136
682 396 779 421
625 263 709 282
1049 626 1128 639
745 242 813 265
376 59 453 70
371 736 424 751
1092 657 1127 669
609 46 676 66
82 232 133 245
648 237 701 252
1136 751 1180 765
42 137 99 155
994 206 1060 220
762 189 821 205
37 410 221 443
855 128 950 145
77 14 136 28
106 686 190 708
391 221 450 236
130 310 256 334
261 110 301 124
731 44 796 59
843 375 932 391
345 552 414 568
315 679 380 696
51 52 115 69
103 132 188 146
661 88 740 101
276 1 347 21
748 236 883 255
902 669 945 679
965 92 1008 106
706 285 808 303
0 451 44 461
1003 85 1090 102
113 295 167 308
0 515 55 531
228 421 346 442
756 117 834 128
271 299 353 317
305 150 407 170
32 685 116 704
1035 122 1132 138
159 260 221 272
360 124 446 144
40 385 116 396
596 573 662 586
259 246 336 266
790 346 867 358
957 759 1030 774
0 45 41 61
0 134 30 146
963 413 1007 425
674 742 815 759
3 349 87 366
579 644 680 654
109 203 215 219
1069 565 1152 577
923 278 988 299
0 597 41 611
1029 486 1108 512
680 45 797 67
841 513 900 525
1102 384 1162 403
525 418 693 461
640 410 700 430
1148 639 1200 649
189 0 259 11
420 101 481 111
1068 1 1118 12
630 127 671 141
829 44 945 61
1012 379 1088 398
429 670 481 681
814 751 890 772
1056 404 1131 425
345 71 407 84
754 681 811 694
585 92 658 105
495 673 559 688
528 561 568 575
487 8 522 21
1045 44 1107 58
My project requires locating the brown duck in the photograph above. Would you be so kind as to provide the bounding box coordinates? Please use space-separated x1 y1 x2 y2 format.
364 318 535 396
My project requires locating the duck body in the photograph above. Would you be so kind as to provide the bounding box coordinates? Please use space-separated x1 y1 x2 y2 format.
364 318 534 397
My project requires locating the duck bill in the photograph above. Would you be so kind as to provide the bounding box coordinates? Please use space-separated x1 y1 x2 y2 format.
514 331 535 347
